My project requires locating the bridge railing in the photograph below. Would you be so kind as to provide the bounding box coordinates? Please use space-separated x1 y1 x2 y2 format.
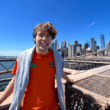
0 59 16 91
64 64 110 110
65 82 109 110
0 59 16 109
1 59 110 110
64 60 109 70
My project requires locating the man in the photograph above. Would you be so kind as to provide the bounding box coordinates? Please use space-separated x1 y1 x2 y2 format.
0 22 73 110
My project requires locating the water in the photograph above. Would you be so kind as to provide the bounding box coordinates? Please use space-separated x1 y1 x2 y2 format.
0 61 15 79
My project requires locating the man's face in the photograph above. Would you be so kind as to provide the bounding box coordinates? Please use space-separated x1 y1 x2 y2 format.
34 31 52 54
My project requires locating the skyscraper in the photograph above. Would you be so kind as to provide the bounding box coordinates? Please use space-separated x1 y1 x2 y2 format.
54 39 58 50
91 38 96 52
106 41 110 48
100 32 105 50
50 39 58 50
86 41 90 47
73 40 78 54
67 43 70 48
50 42 55 49
76 44 82 55
61 40 66 49
73 40 78 46
64 39 66 48
68 45 76 57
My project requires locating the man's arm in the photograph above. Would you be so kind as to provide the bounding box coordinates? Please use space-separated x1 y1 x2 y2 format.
0 75 15 105
62 71 73 83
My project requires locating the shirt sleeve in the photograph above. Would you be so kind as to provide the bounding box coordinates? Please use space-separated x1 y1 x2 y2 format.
11 57 19 75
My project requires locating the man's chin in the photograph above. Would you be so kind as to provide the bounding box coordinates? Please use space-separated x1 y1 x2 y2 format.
39 47 49 51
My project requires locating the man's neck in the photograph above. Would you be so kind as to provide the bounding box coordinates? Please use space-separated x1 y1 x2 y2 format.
35 48 49 55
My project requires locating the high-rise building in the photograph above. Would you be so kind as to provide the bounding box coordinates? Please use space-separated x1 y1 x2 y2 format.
68 45 72 57
54 39 57 50
64 39 66 48
61 40 66 49
73 40 78 46
86 41 90 47
85 43 89 49
73 40 78 54
50 42 55 49
61 48 68 57
51 40 58 50
91 38 96 52
96 46 100 50
57 48 61 55
94 41 97 50
76 44 82 55
106 41 110 49
57 43 59 49
100 32 105 50
106 41 110 56
82 43 89 54
68 45 75 57
67 43 70 48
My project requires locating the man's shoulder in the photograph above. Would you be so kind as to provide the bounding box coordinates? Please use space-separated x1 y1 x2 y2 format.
50 47 60 56
19 46 35 58
50 47 63 61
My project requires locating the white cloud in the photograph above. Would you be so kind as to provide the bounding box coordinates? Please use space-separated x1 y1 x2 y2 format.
0 51 22 56
87 22 97 27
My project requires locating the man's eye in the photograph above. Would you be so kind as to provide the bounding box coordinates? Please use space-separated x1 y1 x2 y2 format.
47 35 51 37
39 34 43 37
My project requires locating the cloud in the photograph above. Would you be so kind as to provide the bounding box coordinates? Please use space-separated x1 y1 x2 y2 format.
87 22 97 27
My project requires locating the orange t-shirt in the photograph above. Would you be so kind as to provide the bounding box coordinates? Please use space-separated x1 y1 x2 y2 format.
11 49 59 110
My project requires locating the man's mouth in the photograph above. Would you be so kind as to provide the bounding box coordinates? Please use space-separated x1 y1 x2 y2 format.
40 43 48 46
42 44 47 46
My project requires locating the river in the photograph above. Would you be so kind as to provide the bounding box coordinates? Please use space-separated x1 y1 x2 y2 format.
0 61 15 79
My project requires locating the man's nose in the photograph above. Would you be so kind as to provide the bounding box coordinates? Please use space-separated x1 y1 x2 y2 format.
42 36 47 40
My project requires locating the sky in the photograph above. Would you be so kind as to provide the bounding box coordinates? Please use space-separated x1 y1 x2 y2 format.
0 0 110 56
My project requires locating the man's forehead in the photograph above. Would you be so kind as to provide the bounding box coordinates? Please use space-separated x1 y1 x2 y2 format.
38 31 50 35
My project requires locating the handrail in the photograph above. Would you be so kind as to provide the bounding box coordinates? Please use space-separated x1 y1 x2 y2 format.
64 60 110 64
0 69 12 75
0 59 15 76
65 82 108 110
0 78 12 83
0 59 16 62
0 60 15 92
1 58 110 109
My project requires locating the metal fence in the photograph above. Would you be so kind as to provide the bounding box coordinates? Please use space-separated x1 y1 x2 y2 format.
65 82 110 110
0 59 15 110
64 61 108 70
1 59 110 110
64 64 110 110
0 59 15 91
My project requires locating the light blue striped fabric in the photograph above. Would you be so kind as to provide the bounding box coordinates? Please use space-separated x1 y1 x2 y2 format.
9 45 65 110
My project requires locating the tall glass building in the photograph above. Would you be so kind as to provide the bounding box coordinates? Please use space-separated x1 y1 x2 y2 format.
100 32 105 49
91 38 96 52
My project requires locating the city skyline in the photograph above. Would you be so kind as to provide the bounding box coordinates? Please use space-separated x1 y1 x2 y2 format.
0 30 109 56
52 32 107 49
0 0 110 56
